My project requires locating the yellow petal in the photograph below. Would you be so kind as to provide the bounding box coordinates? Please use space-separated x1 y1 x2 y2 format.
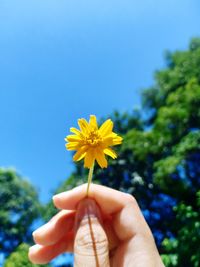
66 135 82 142
104 148 117 159
99 119 113 137
101 136 113 147
78 119 90 134
66 142 80 150
95 148 108 168
110 132 117 138
89 115 98 130
84 149 95 168
74 151 86 161
73 146 88 161
113 135 123 145
70 127 81 135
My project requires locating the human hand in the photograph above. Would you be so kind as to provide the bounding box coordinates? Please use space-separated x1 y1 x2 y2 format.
29 184 165 267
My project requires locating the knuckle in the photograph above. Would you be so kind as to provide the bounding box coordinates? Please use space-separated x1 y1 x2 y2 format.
125 193 137 205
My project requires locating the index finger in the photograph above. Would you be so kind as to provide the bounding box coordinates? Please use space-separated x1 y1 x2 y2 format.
53 183 135 215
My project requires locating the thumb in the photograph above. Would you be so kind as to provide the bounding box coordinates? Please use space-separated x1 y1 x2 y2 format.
74 198 110 267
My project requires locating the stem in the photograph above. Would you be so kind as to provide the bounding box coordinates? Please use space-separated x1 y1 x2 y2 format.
86 162 95 197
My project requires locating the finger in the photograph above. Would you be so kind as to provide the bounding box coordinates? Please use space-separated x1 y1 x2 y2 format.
33 210 75 246
29 233 73 264
74 198 110 267
53 183 134 214
103 219 119 251
113 201 153 241
110 203 161 267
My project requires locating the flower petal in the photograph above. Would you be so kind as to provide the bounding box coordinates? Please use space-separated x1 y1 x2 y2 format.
99 119 113 137
113 135 123 145
78 119 90 134
89 115 98 130
84 149 95 168
73 146 88 161
66 135 82 142
102 136 114 147
70 127 81 135
66 142 80 150
95 148 108 168
103 148 117 159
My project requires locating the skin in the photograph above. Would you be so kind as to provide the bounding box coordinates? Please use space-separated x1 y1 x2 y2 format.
29 184 165 267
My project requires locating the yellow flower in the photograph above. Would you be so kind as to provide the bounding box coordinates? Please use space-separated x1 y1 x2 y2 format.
65 115 123 168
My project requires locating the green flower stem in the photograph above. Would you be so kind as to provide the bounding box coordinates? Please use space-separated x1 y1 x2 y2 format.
86 162 95 196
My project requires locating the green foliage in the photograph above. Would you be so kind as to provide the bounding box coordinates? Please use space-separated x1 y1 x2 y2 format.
3 243 50 267
0 169 41 256
162 191 200 267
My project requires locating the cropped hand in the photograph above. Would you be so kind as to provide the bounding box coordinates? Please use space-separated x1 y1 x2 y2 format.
29 184 164 267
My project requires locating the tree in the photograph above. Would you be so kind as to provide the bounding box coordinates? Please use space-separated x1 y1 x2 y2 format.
3 243 50 267
0 168 41 257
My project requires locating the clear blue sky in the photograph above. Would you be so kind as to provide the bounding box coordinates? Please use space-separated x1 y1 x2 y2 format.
0 0 200 203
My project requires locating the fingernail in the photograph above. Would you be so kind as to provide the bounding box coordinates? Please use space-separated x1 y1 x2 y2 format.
75 198 102 231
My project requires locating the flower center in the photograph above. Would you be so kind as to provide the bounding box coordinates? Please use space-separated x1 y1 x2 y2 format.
85 130 102 146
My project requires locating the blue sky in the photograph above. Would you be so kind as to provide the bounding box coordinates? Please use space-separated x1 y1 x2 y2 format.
0 0 200 203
